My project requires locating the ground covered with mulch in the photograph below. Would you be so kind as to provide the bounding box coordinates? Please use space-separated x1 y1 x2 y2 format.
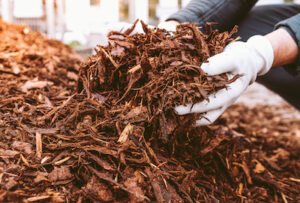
0 19 299 202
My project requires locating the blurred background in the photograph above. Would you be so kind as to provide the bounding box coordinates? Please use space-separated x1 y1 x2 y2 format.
0 0 298 55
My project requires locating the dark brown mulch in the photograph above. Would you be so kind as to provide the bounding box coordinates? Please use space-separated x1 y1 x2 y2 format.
0 19 299 202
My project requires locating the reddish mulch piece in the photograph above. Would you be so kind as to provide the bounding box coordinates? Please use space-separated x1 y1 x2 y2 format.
0 19 299 202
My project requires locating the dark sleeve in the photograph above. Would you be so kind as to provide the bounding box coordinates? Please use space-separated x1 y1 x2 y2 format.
167 0 258 31
275 14 300 75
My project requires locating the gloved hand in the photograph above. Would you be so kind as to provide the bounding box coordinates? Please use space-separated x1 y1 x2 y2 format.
174 35 274 125
157 20 180 32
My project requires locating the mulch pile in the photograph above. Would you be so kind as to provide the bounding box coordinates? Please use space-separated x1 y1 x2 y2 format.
0 19 299 202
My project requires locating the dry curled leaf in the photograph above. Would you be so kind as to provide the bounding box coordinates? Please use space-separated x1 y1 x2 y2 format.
48 166 72 182
118 123 133 144
20 79 54 93
11 141 33 154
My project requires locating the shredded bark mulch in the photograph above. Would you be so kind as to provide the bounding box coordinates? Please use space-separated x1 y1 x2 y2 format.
0 19 299 202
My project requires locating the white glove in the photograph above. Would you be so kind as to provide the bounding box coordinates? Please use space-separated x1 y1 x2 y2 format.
157 20 179 32
175 35 274 125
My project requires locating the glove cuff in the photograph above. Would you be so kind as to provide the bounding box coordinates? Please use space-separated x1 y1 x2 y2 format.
247 35 274 76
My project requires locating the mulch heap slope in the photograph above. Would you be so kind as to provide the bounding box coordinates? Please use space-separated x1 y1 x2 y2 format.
0 18 299 202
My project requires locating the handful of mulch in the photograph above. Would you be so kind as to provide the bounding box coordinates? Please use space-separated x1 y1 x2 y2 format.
79 20 240 142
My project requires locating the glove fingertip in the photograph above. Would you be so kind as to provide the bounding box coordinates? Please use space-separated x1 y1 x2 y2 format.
174 105 191 115
195 118 212 126
200 62 210 73
201 52 234 76
201 59 223 76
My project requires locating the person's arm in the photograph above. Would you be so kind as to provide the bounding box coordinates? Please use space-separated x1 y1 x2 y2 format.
275 14 300 75
166 0 257 31
266 28 298 68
